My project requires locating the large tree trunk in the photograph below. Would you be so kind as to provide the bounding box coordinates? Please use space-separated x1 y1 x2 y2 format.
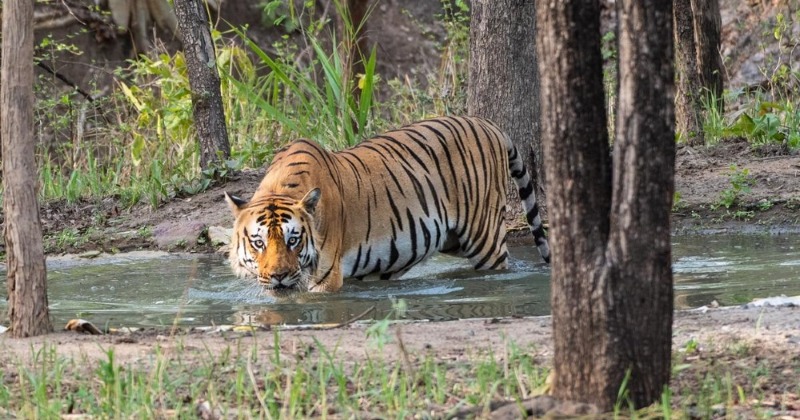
535 0 613 406
537 0 675 410
174 0 230 171
2 0 53 337
468 0 544 215
692 0 723 111
607 0 675 406
674 0 704 146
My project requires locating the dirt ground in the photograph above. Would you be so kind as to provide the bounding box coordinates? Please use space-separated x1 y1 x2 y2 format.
1 305 799 417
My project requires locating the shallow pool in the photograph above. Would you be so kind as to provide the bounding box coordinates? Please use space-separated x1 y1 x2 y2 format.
1 234 798 328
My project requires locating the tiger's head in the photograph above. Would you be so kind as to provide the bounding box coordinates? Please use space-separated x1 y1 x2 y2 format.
224 188 321 292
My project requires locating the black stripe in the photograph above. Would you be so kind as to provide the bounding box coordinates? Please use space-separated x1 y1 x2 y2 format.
420 218 432 254
407 208 418 264
386 186 404 230
519 183 534 201
488 252 508 269
350 245 363 277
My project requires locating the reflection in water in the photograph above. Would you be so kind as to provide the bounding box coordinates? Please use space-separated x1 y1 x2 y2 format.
1 235 799 327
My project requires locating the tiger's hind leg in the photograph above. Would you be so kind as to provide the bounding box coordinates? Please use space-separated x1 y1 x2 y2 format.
454 210 510 271
468 226 510 271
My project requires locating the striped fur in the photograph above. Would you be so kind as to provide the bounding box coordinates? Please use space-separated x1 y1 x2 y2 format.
225 116 550 293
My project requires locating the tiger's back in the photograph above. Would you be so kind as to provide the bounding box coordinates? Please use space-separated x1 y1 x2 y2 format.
226 116 549 293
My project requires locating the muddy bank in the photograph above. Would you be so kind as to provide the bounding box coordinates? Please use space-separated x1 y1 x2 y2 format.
1 304 799 417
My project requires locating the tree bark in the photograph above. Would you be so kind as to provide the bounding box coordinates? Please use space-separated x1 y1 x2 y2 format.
174 0 230 170
537 0 675 410
536 0 613 406
2 0 53 337
692 0 723 112
338 0 370 85
674 0 704 146
607 0 675 407
468 0 544 214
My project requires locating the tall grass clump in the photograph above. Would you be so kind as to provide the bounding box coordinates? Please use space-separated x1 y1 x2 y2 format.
225 23 379 150
699 10 800 150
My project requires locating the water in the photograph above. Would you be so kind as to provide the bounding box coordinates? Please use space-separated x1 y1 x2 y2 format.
0 235 798 328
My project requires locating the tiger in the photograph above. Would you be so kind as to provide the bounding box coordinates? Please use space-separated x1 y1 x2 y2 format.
225 116 550 293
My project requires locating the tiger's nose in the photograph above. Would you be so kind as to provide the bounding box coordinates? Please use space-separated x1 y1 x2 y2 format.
271 271 289 282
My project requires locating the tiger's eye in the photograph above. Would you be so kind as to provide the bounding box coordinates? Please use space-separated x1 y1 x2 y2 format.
287 237 299 247
252 239 265 248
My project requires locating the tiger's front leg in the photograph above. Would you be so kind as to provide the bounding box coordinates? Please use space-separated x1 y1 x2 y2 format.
307 264 344 293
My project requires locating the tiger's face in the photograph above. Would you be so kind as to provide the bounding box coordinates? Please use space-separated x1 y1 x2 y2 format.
225 189 321 291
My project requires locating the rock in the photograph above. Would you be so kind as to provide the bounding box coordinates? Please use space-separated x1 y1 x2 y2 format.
745 295 800 308
207 225 232 246
152 221 206 250
78 250 102 259
490 395 600 419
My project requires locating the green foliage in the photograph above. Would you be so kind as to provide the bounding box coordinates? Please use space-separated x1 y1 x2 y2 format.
225 19 380 149
700 10 800 150
725 97 800 146
713 165 755 210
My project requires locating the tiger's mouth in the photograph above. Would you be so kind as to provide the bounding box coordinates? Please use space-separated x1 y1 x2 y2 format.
258 270 304 291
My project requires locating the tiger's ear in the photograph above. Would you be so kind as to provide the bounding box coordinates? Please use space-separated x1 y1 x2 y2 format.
300 188 321 215
224 192 248 216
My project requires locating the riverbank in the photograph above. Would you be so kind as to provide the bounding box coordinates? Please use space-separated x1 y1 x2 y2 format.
1 304 798 417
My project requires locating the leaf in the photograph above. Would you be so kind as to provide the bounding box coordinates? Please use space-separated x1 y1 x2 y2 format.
131 135 145 167
118 82 144 112
724 113 755 138
758 101 784 115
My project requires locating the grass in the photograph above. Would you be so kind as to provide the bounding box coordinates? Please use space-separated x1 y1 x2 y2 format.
0 333 548 418
0 329 796 418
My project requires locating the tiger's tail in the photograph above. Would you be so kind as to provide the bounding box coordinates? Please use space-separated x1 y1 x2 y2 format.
506 140 551 264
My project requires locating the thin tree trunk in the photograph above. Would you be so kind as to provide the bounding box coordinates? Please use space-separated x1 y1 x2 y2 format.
338 0 369 84
2 0 53 337
607 0 675 406
536 0 613 404
692 0 723 112
468 0 544 215
537 0 675 410
174 0 230 170
674 0 704 146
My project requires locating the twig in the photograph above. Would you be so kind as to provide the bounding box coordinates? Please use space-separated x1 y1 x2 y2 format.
36 61 95 102
247 357 272 419
395 325 416 379
317 305 376 330
268 305 376 331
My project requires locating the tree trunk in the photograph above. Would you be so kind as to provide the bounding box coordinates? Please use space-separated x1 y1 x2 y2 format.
674 0 704 146
468 0 544 215
535 0 613 406
338 0 369 84
537 0 675 410
607 0 675 407
2 0 53 337
174 0 230 170
692 0 723 112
